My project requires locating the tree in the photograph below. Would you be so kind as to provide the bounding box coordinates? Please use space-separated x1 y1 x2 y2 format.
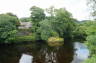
35 7 76 40
38 19 59 40
46 6 55 17
30 6 45 22
30 6 45 31
82 21 96 63
6 13 20 27
30 6 76 41
73 25 87 41
0 14 19 43
87 0 96 18
79 20 96 35
85 35 96 54
30 6 46 40
53 8 76 39
73 20 96 41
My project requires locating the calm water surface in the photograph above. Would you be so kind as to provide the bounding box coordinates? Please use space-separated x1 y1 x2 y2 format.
0 42 89 63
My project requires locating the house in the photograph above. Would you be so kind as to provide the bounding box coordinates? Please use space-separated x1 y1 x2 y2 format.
19 22 32 29
18 22 32 36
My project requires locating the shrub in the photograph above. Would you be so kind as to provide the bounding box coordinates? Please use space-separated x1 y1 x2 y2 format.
48 37 64 47
83 55 96 63
85 35 96 54
7 35 36 43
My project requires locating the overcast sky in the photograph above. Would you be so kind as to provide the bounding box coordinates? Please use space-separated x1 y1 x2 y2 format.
0 0 90 20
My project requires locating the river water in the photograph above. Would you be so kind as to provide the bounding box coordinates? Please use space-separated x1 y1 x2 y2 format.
0 42 89 63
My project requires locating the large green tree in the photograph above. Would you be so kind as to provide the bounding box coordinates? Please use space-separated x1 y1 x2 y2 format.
30 6 46 40
0 13 19 43
54 8 76 39
30 6 45 31
38 19 59 40
31 7 76 40
30 6 45 22
6 13 20 27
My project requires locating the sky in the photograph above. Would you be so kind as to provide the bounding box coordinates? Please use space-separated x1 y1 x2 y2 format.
0 0 91 20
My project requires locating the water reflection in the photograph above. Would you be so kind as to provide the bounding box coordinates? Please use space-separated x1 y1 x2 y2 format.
0 42 89 63
31 42 74 63
19 54 33 63
0 42 74 63
71 42 90 63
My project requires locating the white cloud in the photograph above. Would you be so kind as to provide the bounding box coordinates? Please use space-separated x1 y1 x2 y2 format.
0 0 90 20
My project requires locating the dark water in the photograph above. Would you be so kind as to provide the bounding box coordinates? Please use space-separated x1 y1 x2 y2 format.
0 42 89 63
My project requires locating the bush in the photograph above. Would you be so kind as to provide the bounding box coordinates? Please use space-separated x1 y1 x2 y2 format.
7 35 36 43
83 55 96 63
85 35 96 54
48 37 64 47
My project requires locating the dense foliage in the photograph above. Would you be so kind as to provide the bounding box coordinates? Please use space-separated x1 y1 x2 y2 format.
0 5 96 63
0 0 95 62
83 55 96 63
7 35 36 43
85 35 96 54
0 13 20 43
30 6 77 41
79 21 96 63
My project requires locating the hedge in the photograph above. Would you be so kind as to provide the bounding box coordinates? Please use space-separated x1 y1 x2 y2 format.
7 35 36 43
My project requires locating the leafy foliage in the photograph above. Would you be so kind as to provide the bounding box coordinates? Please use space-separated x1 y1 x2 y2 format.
85 35 96 54
73 25 87 41
83 55 96 63
83 21 96 63
30 6 45 22
30 6 46 40
80 21 96 35
0 13 20 43
54 8 76 38
7 35 36 43
31 7 77 40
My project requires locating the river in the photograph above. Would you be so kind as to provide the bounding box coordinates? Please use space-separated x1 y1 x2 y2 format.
0 42 89 63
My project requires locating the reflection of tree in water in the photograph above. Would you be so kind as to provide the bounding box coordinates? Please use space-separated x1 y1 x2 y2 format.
32 41 74 63
0 41 74 63
56 43 74 63
0 44 21 63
